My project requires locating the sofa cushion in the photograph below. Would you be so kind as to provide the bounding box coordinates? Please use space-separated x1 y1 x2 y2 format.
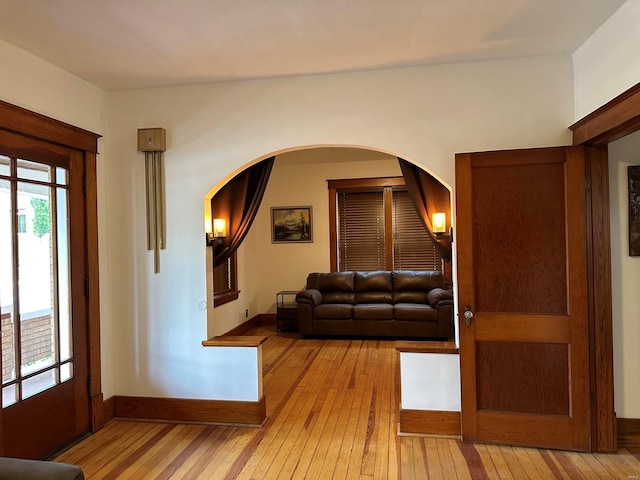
355 271 392 304
393 271 444 304
321 292 355 304
353 304 394 320
394 303 438 322
308 272 355 304
315 272 354 292
313 304 353 320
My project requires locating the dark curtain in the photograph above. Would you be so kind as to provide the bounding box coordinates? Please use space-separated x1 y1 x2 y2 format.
211 157 275 267
398 158 452 262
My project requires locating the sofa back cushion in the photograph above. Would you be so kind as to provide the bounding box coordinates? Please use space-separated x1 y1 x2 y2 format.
393 270 445 304
355 271 393 304
307 272 355 304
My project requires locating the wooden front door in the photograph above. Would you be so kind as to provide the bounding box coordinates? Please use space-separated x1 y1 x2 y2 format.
456 146 591 451
0 131 90 458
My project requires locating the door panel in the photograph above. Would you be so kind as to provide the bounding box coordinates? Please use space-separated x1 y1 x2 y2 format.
456 146 590 451
0 131 89 458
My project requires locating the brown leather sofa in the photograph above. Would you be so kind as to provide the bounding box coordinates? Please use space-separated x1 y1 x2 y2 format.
0 457 84 480
296 270 454 339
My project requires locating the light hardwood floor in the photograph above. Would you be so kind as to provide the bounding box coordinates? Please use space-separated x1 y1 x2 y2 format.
55 326 640 479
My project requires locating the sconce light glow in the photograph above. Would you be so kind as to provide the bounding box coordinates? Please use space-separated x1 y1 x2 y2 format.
213 218 227 238
432 212 447 234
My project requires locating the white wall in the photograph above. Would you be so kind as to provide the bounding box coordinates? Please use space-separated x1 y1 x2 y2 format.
574 0 640 418
106 55 574 400
609 132 640 419
573 0 640 119
400 353 461 411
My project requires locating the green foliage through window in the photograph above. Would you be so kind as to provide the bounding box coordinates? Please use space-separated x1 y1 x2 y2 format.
30 197 51 238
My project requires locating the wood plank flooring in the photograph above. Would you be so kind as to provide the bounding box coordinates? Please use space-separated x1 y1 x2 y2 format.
55 326 640 479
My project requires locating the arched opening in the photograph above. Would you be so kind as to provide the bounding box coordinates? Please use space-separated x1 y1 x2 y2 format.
204 145 455 339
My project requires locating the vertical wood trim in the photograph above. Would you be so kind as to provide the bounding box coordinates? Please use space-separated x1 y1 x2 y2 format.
85 151 104 432
570 80 640 453
454 152 476 441
585 146 616 452
328 187 338 271
565 146 591 451
70 149 91 436
0 404 4 455
383 187 394 269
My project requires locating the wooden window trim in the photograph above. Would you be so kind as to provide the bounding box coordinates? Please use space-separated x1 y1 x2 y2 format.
213 290 240 308
329 177 405 271
329 176 441 272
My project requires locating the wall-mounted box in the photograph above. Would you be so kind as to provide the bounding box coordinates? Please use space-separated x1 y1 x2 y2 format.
137 128 166 152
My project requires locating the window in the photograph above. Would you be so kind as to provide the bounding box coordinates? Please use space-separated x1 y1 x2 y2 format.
329 177 442 272
213 251 238 307
17 211 26 233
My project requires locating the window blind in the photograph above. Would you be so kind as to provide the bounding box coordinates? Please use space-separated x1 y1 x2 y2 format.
337 191 386 271
213 256 232 294
393 190 441 271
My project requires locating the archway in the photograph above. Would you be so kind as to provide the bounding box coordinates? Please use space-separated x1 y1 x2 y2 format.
203 145 455 340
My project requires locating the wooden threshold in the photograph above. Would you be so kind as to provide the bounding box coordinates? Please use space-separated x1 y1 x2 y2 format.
395 340 459 354
201 335 268 347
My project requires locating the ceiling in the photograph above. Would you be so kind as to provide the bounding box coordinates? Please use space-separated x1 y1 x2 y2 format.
0 0 625 91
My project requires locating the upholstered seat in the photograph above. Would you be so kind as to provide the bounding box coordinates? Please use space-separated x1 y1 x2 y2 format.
297 270 453 339
0 457 84 480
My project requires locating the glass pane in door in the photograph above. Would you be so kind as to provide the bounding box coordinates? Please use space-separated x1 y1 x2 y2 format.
17 181 56 393
57 187 72 363
0 157 75 406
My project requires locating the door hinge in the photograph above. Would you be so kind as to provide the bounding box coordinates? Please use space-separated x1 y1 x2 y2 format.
87 375 92 396
83 174 87 195
585 176 592 191
85 277 90 297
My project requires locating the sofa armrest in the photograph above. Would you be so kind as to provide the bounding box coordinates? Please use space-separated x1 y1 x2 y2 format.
296 289 321 336
296 289 322 308
427 288 453 309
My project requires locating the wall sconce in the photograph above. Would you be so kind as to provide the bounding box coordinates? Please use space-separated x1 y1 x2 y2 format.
206 218 227 247
432 212 448 237
138 128 167 273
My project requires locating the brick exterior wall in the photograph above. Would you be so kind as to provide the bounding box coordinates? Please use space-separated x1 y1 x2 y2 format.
2 313 53 382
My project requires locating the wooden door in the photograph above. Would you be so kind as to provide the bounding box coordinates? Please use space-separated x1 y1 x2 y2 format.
0 131 89 458
456 146 591 451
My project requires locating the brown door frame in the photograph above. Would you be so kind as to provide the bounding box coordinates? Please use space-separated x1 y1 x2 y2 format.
570 81 640 452
0 100 103 454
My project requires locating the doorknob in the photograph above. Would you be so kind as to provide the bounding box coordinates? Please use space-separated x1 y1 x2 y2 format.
463 305 474 327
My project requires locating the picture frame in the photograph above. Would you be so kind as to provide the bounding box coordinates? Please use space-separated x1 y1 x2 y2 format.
629 166 640 256
271 206 313 243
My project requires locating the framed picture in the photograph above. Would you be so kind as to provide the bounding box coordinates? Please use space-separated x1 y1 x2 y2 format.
271 206 313 243
629 166 640 256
